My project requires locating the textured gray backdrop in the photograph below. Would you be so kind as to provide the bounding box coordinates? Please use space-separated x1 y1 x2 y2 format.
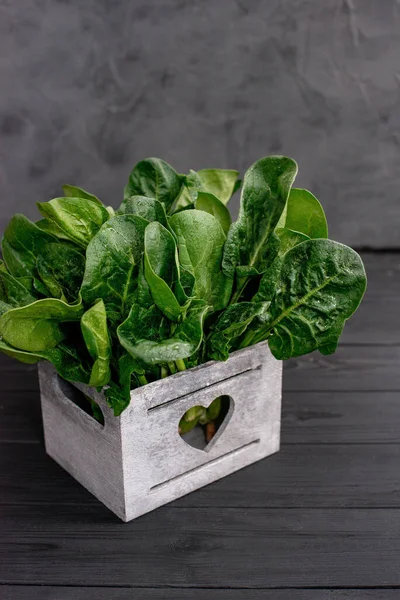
1 0 399 247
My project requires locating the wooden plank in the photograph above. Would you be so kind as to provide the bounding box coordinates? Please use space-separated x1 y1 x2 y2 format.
1 506 400 587
1 345 400 431
282 391 400 444
3 352 399 446
0 361 38 393
2 587 399 600
2 442 400 509
284 345 400 392
339 253 400 345
0 254 397 593
3 389 400 446
0 391 43 444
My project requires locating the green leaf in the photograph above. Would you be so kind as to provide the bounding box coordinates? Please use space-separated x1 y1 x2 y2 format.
169 210 233 310
33 278 50 297
277 188 328 238
0 339 91 382
118 301 209 365
123 158 183 212
208 301 270 360
222 156 298 277
104 354 138 416
0 270 36 308
253 257 283 304
173 169 239 212
254 239 367 359
36 243 85 302
37 197 109 249
36 218 74 243
2 214 57 278
232 178 242 195
196 169 240 205
195 191 232 234
62 184 103 206
176 170 203 208
0 296 84 352
275 227 310 256
144 222 189 321
15 276 36 294
123 195 169 228
81 300 111 387
80 215 148 318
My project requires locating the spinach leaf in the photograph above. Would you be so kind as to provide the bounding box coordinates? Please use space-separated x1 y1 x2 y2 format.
196 169 239 204
0 153 368 418
0 270 36 308
252 239 366 359
81 299 112 387
169 210 232 310
80 215 148 318
32 278 50 297
105 353 140 416
144 222 190 321
37 197 109 249
195 191 232 234
14 276 37 295
275 227 310 255
253 257 283 303
222 156 298 277
208 301 270 360
123 195 169 229
123 158 183 213
2 214 57 278
62 184 103 205
36 218 75 243
0 339 91 383
36 243 85 302
118 301 209 365
277 188 328 238
174 169 239 211
176 170 203 208
0 296 83 352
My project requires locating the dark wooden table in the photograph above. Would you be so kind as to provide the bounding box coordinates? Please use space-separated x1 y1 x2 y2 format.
1 252 399 600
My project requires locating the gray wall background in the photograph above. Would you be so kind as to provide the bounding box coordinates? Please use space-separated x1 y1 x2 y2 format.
1 0 399 247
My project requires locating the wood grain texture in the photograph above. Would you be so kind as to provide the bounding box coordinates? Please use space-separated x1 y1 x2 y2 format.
282 391 400 444
2 588 399 600
283 346 400 391
3 390 400 446
2 441 400 509
1 343 397 397
1 506 400 587
339 253 400 344
0 252 399 595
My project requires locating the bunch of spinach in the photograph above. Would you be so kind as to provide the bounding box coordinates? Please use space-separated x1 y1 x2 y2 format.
0 156 367 433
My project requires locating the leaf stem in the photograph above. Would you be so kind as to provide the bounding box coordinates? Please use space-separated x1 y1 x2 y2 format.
168 361 177 374
137 374 148 386
175 358 186 372
229 276 249 306
238 329 257 349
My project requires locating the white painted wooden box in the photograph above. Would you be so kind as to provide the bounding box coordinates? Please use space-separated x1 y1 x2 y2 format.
38 341 282 522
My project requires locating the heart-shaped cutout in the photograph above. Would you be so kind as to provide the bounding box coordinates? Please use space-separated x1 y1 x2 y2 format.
179 395 233 451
